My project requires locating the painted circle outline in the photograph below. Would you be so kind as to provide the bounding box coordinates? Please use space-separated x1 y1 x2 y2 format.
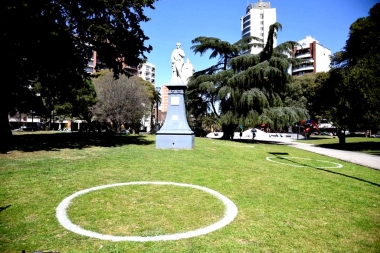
266 156 343 168
56 181 238 242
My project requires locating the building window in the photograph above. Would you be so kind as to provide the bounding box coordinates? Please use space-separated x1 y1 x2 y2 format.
243 15 250 23
260 21 264 25
243 32 251 38
260 33 264 37
260 27 264 31
242 27 250 35
260 14 264 19
243 20 251 28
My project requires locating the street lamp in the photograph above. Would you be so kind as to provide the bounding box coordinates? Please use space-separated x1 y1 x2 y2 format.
155 86 161 132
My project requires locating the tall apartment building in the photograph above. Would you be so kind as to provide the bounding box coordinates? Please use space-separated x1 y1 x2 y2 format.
241 0 277 54
292 36 331 76
86 51 138 75
138 63 156 85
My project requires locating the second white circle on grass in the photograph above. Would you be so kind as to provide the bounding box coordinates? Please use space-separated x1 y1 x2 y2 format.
266 156 343 168
56 181 238 242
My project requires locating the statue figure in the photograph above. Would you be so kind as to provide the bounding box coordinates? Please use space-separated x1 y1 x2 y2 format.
181 58 194 85
171 42 185 80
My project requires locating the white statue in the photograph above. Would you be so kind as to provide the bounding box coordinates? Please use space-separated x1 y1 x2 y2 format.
171 42 185 81
181 58 194 85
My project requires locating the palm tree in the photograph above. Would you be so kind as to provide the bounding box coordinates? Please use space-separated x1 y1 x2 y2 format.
187 22 308 139
150 88 161 132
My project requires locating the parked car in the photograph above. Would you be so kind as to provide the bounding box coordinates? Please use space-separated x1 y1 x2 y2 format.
118 129 130 134
20 126 36 131
370 133 380 138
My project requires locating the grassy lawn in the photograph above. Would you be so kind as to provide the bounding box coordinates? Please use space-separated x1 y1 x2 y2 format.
1 133 380 252
296 136 380 156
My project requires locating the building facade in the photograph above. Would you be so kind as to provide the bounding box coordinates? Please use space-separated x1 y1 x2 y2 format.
292 36 331 76
86 51 138 75
241 0 277 55
138 63 156 85
136 63 156 132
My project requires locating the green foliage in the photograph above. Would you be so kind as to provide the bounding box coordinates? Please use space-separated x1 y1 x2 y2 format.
1 0 156 150
187 22 308 139
92 71 150 131
318 3 380 132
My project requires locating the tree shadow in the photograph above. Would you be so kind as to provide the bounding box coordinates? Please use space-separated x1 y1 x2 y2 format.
0 205 11 212
268 152 380 188
317 142 380 156
6 132 154 152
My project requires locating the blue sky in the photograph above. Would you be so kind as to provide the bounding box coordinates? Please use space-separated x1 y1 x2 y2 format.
140 0 377 88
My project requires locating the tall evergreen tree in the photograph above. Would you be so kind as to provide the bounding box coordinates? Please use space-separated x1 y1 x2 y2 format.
187 23 308 139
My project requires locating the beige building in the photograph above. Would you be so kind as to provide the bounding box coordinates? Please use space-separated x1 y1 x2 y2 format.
292 36 331 76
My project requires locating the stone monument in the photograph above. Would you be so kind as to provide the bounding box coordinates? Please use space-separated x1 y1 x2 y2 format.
156 43 194 149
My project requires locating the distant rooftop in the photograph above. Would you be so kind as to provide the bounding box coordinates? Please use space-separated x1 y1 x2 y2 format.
246 0 271 13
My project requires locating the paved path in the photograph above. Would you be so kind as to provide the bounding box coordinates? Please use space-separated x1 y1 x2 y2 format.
207 130 380 170
288 142 380 171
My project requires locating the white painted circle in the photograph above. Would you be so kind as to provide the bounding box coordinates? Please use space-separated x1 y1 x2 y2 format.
56 182 238 242
266 156 343 168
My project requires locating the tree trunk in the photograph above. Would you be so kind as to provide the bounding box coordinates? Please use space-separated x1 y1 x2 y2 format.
221 124 235 140
0 110 12 153
338 128 346 145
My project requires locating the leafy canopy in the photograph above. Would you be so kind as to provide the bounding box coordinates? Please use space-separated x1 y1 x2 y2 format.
187 22 308 138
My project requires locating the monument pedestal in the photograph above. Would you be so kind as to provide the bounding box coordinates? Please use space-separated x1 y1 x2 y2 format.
156 77 194 149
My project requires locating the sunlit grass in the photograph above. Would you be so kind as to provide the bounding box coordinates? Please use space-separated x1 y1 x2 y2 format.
296 136 380 155
1 133 379 252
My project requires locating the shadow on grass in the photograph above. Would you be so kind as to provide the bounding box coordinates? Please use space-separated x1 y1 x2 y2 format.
269 153 380 187
317 142 380 156
6 132 154 152
0 205 11 212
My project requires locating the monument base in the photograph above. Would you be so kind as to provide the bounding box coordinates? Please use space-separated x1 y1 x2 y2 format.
156 130 194 149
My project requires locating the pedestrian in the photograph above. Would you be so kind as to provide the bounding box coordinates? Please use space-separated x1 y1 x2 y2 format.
251 128 256 140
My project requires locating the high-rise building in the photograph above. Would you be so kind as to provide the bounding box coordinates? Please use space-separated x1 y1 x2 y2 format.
85 51 138 75
241 0 277 54
292 36 331 76
138 63 156 85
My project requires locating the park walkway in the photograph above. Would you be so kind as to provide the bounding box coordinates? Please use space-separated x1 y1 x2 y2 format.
207 129 380 171
288 141 380 171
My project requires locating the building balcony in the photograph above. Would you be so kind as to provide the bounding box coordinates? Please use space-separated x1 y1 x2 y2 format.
295 52 312 58
292 65 314 73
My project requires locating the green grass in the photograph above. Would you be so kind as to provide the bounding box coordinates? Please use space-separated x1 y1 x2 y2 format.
1 133 380 252
296 136 380 155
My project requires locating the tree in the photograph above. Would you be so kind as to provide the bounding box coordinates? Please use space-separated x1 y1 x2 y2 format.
92 71 150 132
317 3 380 144
1 0 156 151
187 23 308 139
282 72 329 121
